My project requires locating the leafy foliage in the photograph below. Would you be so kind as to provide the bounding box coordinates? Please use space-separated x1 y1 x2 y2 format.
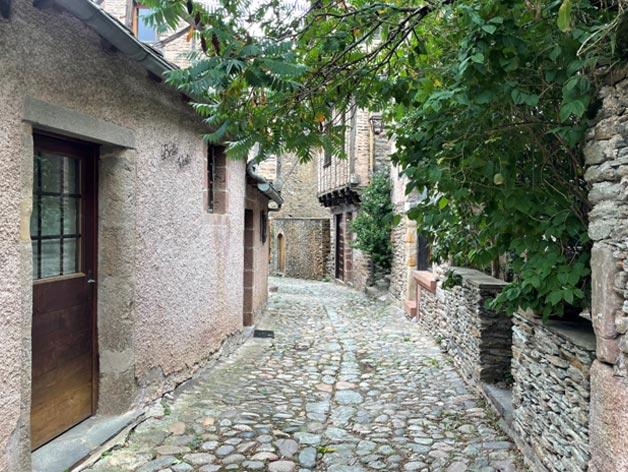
143 0 626 317
350 173 395 271
392 0 624 317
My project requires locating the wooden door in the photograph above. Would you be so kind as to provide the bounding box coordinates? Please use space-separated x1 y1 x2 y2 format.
335 213 344 280
31 134 98 450
278 234 285 273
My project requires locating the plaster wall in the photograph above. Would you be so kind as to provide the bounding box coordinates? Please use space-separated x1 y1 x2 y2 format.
245 185 271 323
0 2 247 466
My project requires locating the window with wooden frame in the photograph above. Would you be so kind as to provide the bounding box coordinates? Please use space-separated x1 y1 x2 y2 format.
207 145 227 214
132 3 158 43
323 109 347 168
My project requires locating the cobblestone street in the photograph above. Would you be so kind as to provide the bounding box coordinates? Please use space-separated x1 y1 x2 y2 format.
86 278 523 472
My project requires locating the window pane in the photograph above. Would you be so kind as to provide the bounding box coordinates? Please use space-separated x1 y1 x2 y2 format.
63 238 79 275
39 153 62 192
41 239 61 278
63 157 80 194
30 201 39 238
63 197 79 235
40 196 61 236
137 9 157 42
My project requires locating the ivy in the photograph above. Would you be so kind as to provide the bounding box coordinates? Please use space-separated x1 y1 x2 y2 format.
391 0 620 317
350 173 395 272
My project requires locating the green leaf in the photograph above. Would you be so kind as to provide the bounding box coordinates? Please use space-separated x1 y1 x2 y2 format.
564 289 574 305
482 25 497 35
438 196 449 209
470 53 485 64
203 121 229 143
558 0 573 33
559 100 586 121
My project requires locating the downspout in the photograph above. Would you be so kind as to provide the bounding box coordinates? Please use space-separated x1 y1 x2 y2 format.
246 161 284 211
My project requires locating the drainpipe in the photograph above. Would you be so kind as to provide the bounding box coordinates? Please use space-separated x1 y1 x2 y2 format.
246 161 284 211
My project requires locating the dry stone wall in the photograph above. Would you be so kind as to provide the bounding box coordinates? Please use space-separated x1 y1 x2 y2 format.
583 76 628 472
417 267 512 385
511 311 595 472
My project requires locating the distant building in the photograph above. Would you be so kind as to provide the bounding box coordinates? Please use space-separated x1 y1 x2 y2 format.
317 107 392 290
258 153 331 280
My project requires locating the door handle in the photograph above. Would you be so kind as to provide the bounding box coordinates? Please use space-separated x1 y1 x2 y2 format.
87 278 96 284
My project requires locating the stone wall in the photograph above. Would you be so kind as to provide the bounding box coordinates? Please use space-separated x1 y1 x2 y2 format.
389 212 418 307
583 75 628 471
511 311 596 472
271 218 330 280
416 268 512 385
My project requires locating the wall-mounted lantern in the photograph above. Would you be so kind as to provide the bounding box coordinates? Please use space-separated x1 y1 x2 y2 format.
369 112 384 135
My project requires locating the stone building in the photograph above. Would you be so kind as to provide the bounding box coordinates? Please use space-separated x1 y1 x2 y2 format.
99 0 208 67
0 1 280 470
317 108 392 290
259 153 331 280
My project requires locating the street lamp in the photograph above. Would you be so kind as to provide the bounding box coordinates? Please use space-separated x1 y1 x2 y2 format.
369 112 384 135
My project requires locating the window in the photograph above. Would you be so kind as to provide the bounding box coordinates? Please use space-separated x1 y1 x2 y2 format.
260 211 268 243
133 4 157 43
417 233 431 271
31 152 81 279
323 108 347 168
207 145 227 213
323 123 332 167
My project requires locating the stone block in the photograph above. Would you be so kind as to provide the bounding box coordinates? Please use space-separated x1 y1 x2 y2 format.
404 300 417 318
590 246 621 339
589 361 628 472
589 182 623 205
413 271 436 293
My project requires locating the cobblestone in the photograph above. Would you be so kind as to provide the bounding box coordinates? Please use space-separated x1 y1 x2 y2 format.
86 278 523 471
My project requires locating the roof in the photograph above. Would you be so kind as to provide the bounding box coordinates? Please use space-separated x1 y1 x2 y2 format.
51 0 177 79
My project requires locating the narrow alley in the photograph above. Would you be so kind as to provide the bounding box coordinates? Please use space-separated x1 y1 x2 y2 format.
85 278 522 472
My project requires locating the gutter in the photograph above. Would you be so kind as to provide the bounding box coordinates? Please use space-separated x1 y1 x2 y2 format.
247 161 284 210
51 0 176 79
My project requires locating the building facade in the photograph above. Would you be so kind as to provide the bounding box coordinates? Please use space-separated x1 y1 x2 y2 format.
259 153 331 280
317 107 392 290
0 1 279 469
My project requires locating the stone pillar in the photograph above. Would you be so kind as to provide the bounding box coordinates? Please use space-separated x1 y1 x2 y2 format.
583 76 628 472
97 145 138 415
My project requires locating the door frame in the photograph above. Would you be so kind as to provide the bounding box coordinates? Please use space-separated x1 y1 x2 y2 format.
31 131 99 445
335 213 344 280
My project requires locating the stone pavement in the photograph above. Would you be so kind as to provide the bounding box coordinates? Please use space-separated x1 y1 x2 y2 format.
85 278 524 472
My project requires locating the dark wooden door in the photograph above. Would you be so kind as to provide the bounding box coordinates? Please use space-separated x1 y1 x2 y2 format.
335 213 344 280
31 134 97 450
